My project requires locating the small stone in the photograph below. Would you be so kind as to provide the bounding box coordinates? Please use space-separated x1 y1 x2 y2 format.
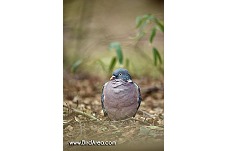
65 125 74 131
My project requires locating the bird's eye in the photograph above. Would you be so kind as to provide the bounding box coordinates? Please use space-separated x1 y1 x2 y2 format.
119 73 122 76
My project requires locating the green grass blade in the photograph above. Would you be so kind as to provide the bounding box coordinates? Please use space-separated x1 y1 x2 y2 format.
136 14 154 28
136 16 143 28
109 42 124 64
154 18 164 32
153 49 157 66
108 57 117 73
149 27 156 44
153 47 163 66
71 59 82 73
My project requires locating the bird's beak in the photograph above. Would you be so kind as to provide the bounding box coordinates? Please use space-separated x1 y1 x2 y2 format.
110 75 116 80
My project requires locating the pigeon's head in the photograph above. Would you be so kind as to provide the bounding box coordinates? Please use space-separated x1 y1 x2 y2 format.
110 68 132 82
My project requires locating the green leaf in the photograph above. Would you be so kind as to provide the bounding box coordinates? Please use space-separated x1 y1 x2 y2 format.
153 47 163 66
108 57 117 73
136 16 147 28
109 42 124 64
136 14 153 28
136 16 142 28
149 27 156 43
154 18 164 32
71 59 82 73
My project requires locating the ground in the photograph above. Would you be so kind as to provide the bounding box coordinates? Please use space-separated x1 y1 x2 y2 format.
63 72 164 151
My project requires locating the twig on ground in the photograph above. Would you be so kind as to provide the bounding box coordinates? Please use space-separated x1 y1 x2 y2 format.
107 122 118 130
72 108 100 121
137 110 157 118
133 118 151 126
64 105 100 121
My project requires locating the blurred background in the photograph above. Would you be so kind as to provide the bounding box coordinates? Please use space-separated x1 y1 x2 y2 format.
63 0 164 150
64 0 164 78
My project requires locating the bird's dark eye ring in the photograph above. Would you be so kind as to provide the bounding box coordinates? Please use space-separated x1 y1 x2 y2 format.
119 73 122 76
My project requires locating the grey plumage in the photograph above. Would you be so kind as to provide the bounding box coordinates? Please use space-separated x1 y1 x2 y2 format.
101 68 142 120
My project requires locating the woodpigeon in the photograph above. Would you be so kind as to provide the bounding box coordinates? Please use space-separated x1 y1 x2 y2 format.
101 68 142 120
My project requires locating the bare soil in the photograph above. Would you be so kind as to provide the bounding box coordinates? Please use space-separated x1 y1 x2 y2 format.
63 72 164 151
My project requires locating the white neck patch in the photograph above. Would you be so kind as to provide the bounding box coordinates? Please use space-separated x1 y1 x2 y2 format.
127 79 133 83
